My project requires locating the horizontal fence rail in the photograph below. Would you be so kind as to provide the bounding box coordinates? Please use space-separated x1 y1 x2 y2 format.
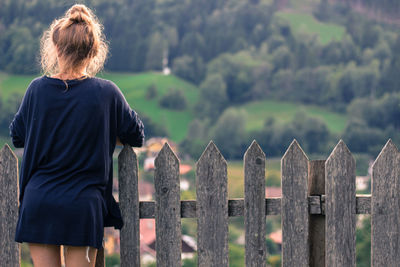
134 195 372 218
1 139 399 267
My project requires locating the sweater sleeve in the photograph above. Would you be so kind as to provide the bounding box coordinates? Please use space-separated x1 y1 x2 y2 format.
9 84 32 148
113 82 145 147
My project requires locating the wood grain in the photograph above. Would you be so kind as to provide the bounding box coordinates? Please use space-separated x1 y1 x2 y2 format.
325 140 356 267
131 195 370 219
308 160 325 267
118 145 140 267
372 140 400 265
281 140 309 266
244 141 266 266
154 143 181 266
196 141 228 267
0 145 20 267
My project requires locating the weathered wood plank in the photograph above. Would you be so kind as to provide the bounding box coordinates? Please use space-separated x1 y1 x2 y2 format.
154 143 181 266
372 140 400 266
356 195 371 214
196 141 228 267
308 160 325 267
325 140 356 267
244 141 266 266
0 145 19 267
134 195 371 219
94 246 105 267
281 140 309 266
118 145 140 267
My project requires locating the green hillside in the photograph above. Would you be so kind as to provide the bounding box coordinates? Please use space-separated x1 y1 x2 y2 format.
0 72 348 144
0 72 199 142
240 100 347 134
276 12 346 44
100 72 199 142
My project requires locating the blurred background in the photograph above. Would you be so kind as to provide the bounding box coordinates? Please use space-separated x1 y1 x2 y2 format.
1 0 398 266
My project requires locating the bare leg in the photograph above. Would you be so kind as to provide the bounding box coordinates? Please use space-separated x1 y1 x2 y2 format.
28 243 61 267
64 245 97 267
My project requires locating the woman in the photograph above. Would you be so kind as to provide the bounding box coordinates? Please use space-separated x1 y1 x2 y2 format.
9 4 144 267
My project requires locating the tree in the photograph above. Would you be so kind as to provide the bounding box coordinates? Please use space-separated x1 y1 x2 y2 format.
172 55 205 84
159 88 188 110
145 31 165 71
145 84 158 100
210 108 248 159
196 74 228 119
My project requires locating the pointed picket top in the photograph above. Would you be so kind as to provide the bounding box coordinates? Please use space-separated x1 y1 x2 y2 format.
244 140 266 266
155 142 179 168
372 139 398 170
326 140 353 164
118 144 137 162
196 140 228 266
154 142 181 266
325 139 356 266
371 139 400 265
0 144 18 162
244 140 265 162
197 140 226 166
282 139 308 162
281 139 309 266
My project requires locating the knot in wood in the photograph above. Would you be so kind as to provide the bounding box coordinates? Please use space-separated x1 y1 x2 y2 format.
162 187 168 194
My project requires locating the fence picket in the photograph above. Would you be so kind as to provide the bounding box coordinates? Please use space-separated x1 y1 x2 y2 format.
308 160 325 267
325 140 356 266
196 141 228 267
0 145 19 267
4 139 400 267
118 145 140 267
155 143 181 266
244 141 266 266
281 140 309 266
372 139 400 265
94 247 105 267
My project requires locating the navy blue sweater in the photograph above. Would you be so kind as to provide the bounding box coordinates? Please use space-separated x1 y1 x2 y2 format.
10 76 144 248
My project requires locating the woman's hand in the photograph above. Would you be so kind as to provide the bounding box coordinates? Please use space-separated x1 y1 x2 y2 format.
116 137 123 146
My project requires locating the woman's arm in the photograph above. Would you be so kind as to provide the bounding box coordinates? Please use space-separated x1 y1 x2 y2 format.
113 82 145 147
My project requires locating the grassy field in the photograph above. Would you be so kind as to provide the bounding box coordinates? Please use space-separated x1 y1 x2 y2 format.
239 100 347 134
100 72 199 141
0 72 348 147
228 158 281 198
276 12 346 44
0 71 199 142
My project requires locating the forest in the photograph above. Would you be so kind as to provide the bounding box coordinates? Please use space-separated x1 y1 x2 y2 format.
2 0 399 266
2 0 399 161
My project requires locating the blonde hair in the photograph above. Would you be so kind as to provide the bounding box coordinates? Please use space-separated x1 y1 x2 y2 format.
40 4 108 77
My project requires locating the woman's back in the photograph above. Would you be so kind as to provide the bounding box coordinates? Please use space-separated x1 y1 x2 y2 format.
10 5 145 266
11 75 144 250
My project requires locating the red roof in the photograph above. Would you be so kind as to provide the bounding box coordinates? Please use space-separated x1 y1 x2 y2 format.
138 181 155 198
269 229 282 244
266 186 281 197
140 219 156 245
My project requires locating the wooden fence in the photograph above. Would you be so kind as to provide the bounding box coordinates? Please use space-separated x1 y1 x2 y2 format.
1 139 399 266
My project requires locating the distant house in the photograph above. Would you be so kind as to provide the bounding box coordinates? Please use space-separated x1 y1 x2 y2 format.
139 181 155 200
266 186 281 197
104 227 120 255
356 176 370 191
269 229 282 250
145 137 178 157
140 219 197 264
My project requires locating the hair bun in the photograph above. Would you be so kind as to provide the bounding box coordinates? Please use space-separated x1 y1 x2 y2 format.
67 4 91 24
